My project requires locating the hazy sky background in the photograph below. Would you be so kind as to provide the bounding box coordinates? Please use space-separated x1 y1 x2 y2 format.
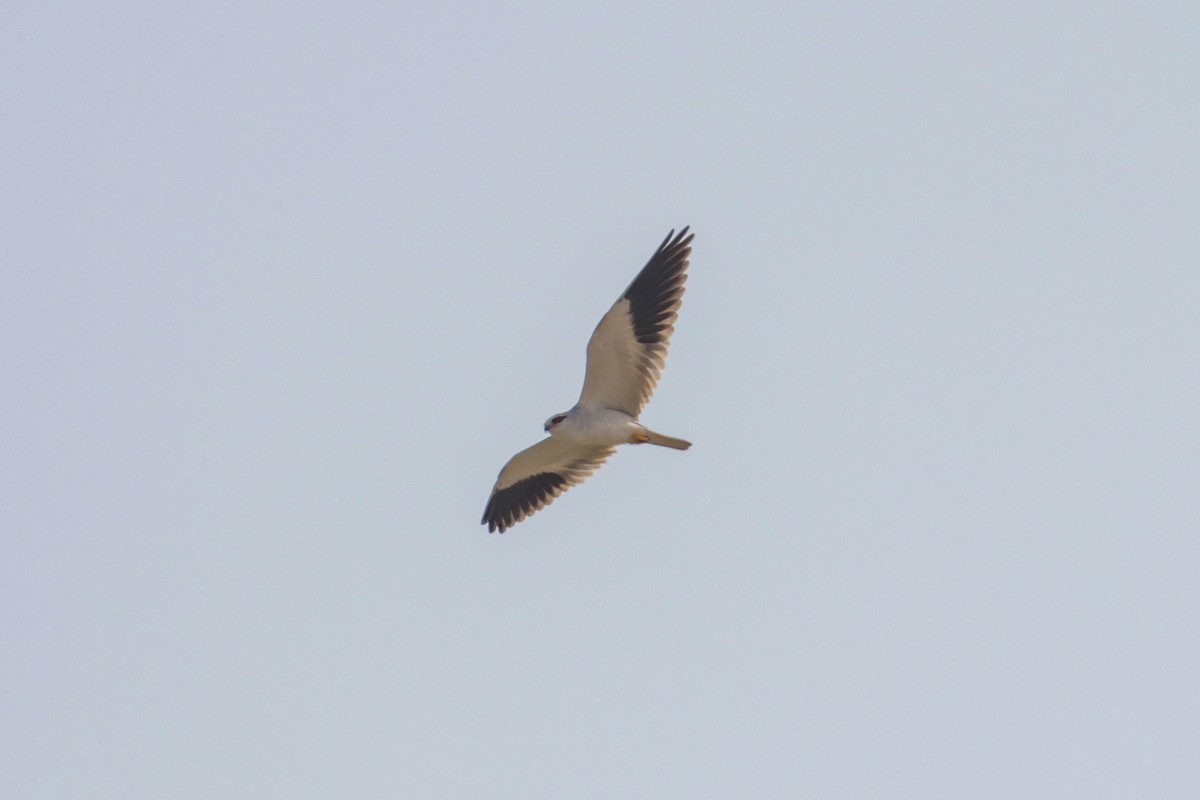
3 2 1198 797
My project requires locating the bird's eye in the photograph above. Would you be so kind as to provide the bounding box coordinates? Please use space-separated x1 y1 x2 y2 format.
552 415 566 425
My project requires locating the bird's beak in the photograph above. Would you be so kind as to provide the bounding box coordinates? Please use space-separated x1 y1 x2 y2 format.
544 423 551 433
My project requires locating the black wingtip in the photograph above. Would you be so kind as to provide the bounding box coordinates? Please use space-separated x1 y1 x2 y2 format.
481 472 569 534
481 506 504 533
658 226 691 247
622 227 693 345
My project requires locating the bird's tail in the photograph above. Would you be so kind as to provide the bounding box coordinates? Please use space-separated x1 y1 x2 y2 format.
644 430 692 450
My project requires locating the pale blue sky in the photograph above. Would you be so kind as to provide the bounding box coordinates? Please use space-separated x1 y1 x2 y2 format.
3 2 1198 797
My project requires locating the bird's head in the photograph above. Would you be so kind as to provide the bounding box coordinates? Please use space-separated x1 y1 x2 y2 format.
544 413 568 434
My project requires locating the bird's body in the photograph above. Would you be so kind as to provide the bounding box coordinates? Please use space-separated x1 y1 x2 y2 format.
481 227 694 533
549 406 646 447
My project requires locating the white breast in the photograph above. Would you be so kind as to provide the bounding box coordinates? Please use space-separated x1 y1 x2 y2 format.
556 406 641 446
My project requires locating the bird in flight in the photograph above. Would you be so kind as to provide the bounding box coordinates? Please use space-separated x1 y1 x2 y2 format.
481 227 695 533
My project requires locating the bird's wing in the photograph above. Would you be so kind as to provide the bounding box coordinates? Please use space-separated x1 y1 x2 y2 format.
481 437 616 533
578 228 692 416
